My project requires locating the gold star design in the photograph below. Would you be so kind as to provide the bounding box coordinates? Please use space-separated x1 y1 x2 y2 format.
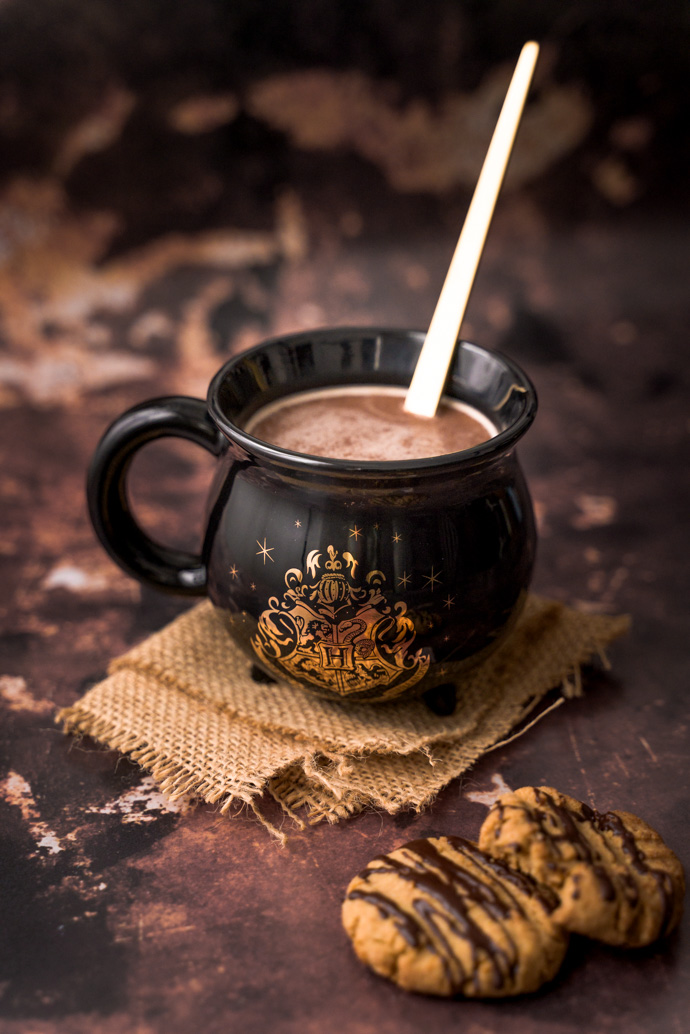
373 523 380 530
443 634 451 642
256 538 275 564
443 594 455 610
250 582 256 591
423 566 442 590
438 666 448 677
294 519 302 528
397 571 410 589
349 525 362 540
392 532 402 544
229 565 239 580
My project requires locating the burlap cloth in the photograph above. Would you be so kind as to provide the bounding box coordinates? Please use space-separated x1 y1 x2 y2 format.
58 596 628 842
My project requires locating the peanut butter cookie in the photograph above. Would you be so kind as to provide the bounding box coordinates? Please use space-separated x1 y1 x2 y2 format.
478 786 685 947
342 835 569 997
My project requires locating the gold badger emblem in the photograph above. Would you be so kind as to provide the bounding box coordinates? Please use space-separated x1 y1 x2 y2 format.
251 545 430 699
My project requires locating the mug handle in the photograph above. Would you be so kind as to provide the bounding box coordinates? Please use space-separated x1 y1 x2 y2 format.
87 396 226 596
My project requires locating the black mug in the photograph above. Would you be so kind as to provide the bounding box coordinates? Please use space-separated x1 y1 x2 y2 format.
88 327 537 704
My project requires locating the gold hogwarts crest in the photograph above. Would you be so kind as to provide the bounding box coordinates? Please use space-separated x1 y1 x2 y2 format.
251 545 430 698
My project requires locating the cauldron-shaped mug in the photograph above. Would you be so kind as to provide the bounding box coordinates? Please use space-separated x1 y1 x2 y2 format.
88 327 537 704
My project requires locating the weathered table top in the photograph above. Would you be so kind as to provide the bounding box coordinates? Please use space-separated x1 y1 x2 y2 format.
1 14 689 1027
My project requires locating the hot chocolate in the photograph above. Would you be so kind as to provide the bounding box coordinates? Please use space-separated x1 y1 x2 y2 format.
243 385 495 462
88 329 537 701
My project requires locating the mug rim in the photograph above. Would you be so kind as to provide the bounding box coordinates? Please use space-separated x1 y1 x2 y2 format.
207 326 537 474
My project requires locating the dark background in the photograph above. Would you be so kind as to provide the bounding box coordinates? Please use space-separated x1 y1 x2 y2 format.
1 2 688 1032
2 1 690 242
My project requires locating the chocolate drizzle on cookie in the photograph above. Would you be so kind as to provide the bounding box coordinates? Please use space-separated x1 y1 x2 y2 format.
347 836 554 994
595 810 676 935
344 790 684 1000
480 787 684 945
346 889 421 946
536 790 676 934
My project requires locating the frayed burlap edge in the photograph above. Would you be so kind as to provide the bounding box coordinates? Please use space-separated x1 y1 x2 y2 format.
104 597 625 757
57 600 629 844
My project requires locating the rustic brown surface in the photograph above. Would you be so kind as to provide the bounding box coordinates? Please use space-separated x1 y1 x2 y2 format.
1 4 689 1030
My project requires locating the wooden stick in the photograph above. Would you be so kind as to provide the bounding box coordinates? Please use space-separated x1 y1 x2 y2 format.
404 41 540 418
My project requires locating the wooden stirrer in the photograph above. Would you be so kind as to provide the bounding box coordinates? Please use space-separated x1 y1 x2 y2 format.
404 41 540 418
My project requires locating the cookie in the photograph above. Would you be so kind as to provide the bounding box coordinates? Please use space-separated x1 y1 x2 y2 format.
342 835 569 997
478 786 685 947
